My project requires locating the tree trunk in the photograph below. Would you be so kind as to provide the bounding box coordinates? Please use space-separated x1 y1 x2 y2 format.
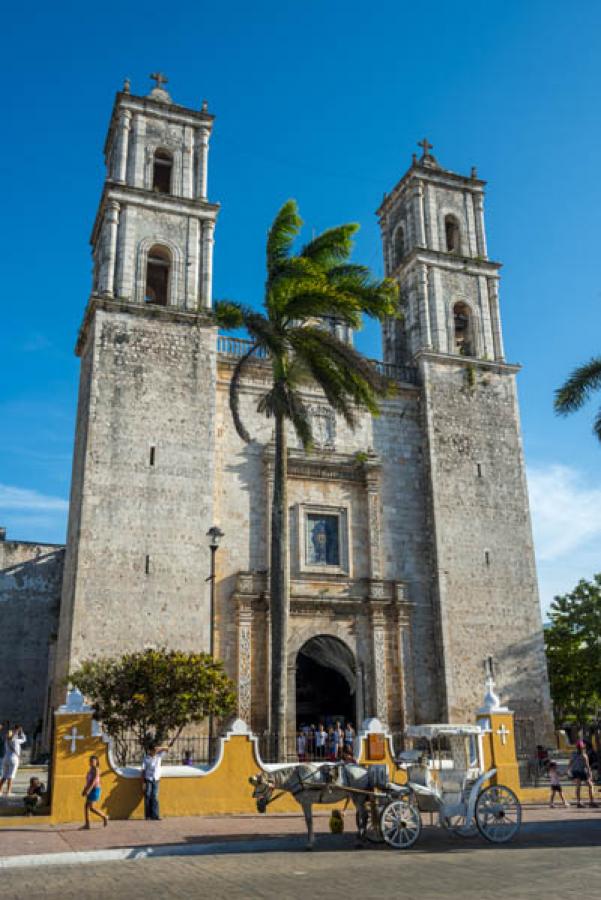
270 410 290 758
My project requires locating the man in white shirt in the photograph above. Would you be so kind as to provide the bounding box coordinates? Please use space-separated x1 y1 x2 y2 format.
141 742 168 820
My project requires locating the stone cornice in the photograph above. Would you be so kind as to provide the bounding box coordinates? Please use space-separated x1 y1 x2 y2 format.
103 90 214 157
91 182 220 245
376 163 486 219
415 349 521 375
75 295 215 357
390 247 501 277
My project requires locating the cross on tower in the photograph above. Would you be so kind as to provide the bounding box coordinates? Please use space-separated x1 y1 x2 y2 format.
417 138 433 157
150 72 169 89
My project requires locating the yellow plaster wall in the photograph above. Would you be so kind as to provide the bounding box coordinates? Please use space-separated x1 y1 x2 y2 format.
0 706 560 827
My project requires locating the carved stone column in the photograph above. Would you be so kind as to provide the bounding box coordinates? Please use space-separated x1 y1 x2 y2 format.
394 583 415 729
196 126 210 200
200 219 215 309
114 109 132 184
364 460 382 580
369 605 389 725
236 593 253 724
101 200 120 297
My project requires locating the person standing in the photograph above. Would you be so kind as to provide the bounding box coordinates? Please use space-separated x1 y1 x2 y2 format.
0 725 27 797
82 755 108 828
315 723 327 760
568 740 598 808
344 722 355 755
141 742 168 820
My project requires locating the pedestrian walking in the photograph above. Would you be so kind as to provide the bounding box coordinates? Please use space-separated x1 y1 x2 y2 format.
297 731 306 761
0 724 27 797
82 754 108 828
568 740 598 808
548 761 568 808
142 742 168 820
333 721 344 760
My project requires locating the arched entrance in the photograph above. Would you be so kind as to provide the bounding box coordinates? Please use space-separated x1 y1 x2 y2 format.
295 635 357 727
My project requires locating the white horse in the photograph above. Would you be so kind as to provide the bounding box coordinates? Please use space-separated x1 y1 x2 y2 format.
249 762 409 849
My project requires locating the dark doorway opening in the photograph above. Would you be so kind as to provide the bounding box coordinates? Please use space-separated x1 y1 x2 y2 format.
295 636 356 728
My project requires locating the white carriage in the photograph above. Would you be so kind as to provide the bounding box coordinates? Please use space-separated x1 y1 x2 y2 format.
372 722 522 849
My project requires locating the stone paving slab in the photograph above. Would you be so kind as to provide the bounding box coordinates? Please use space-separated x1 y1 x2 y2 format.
0 804 599 865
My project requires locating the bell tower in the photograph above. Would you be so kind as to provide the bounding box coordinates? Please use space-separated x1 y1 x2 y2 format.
377 139 503 367
377 143 553 734
52 77 220 707
92 73 217 308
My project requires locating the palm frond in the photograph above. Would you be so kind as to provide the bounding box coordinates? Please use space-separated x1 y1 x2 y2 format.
266 200 302 274
282 288 363 328
214 301 245 329
301 224 358 268
594 405 601 443
229 345 258 443
554 357 601 414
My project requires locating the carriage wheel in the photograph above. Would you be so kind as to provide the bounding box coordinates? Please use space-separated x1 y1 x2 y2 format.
442 814 478 837
356 801 385 843
380 798 422 849
475 785 521 843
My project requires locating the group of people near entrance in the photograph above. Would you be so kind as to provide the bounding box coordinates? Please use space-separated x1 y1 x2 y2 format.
296 721 355 762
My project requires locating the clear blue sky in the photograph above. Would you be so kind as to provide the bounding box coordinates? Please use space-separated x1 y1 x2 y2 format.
1 0 600 613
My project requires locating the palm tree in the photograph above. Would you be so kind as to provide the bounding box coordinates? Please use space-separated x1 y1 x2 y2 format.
554 356 601 443
214 200 398 753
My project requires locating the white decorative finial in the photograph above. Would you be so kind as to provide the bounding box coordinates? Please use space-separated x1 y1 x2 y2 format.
478 675 508 714
123 77 131 94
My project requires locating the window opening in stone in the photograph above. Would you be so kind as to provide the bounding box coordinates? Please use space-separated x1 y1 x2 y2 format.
484 550 490 566
453 302 473 356
145 245 171 306
153 149 173 194
145 554 151 574
149 446 156 467
393 225 405 267
306 513 340 566
445 215 460 253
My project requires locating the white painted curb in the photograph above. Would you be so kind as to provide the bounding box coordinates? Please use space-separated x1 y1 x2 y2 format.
0 837 303 870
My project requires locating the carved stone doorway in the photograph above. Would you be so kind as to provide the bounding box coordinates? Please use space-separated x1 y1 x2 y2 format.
295 635 357 728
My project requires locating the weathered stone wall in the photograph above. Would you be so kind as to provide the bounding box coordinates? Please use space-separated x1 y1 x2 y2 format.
53 302 217 696
214 358 440 732
422 356 553 737
0 540 64 732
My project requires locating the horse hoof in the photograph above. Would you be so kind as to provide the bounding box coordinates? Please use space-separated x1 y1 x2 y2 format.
305 845 314 851
355 841 365 849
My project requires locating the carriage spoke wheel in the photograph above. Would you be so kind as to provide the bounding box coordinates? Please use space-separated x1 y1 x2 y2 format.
475 785 521 843
357 800 385 843
380 798 422 849
443 814 478 837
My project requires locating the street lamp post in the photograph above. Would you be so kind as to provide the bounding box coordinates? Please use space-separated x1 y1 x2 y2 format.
206 526 224 757
206 526 224 658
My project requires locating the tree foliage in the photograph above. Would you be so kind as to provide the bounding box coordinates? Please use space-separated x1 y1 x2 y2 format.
69 648 237 762
544 574 601 727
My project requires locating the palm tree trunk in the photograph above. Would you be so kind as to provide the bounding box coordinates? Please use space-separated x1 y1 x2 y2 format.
270 409 290 758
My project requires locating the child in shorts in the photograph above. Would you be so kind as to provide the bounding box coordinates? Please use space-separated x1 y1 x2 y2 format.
82 755 109 829
548 760 568 808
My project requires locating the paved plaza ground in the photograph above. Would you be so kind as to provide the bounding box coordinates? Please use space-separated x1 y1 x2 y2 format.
0 805 599 898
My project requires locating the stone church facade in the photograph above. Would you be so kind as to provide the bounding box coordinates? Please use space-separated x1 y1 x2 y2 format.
1 78 553 741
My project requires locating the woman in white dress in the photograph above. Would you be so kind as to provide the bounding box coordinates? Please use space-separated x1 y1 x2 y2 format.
0 725 27 796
